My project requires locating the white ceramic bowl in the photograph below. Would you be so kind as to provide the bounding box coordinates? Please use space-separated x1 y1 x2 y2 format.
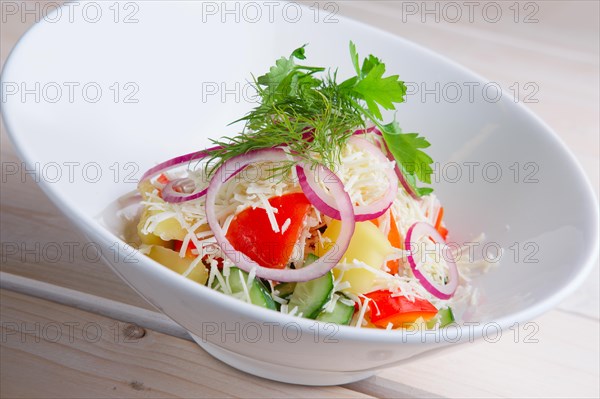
2 1 598 386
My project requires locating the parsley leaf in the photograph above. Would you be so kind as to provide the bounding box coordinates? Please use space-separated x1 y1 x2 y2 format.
256 45 319 93
381 121 434 195
361 54 382 75
353 64 406 120
291 44 308 60
342 42 407 120
256 57 295 89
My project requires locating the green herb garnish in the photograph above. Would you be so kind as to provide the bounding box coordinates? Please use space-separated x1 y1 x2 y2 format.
207 42 433 196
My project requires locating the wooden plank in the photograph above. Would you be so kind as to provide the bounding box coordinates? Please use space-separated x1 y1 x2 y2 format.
372 310 599 398
2 284 598 398
4 271 596 398
0 272 189 340
2 269 598 397
0 289 374 398
345 376 444 399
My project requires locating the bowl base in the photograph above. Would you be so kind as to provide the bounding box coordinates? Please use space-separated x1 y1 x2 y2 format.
189 333 376 386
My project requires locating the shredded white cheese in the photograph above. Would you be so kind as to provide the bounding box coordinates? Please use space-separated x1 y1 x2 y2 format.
139 134 497 330
281 218 291 234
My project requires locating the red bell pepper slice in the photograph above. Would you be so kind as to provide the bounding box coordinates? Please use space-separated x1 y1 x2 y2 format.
365 290 438 328
225 192 312 269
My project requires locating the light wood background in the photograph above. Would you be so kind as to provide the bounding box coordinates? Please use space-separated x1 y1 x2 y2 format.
1 1 598 397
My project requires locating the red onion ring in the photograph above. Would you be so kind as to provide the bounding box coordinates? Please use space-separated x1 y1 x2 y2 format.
138 145 221 186
404 222 458 299
394 163 420 200
297 136 398 222
161 177 209 203
296 166 340 219
138 146 221 203
353 125 377 135
205 148 355 282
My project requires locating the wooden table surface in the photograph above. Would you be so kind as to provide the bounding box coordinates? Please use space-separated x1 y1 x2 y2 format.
1 1 598 397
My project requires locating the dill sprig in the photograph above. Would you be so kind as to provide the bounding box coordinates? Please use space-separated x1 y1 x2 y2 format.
206 42 434 196
207 47 362 174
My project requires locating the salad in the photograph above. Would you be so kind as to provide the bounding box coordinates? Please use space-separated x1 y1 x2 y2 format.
135 43 493 329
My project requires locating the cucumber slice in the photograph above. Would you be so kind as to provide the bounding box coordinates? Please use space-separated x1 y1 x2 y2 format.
304 253 319 265
272 253 324 307
273 282 296 299
287 271 333 319
272 254 319 300
316 297 355 325
213 267 277 310
426 307 455 328
438 307 455 327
